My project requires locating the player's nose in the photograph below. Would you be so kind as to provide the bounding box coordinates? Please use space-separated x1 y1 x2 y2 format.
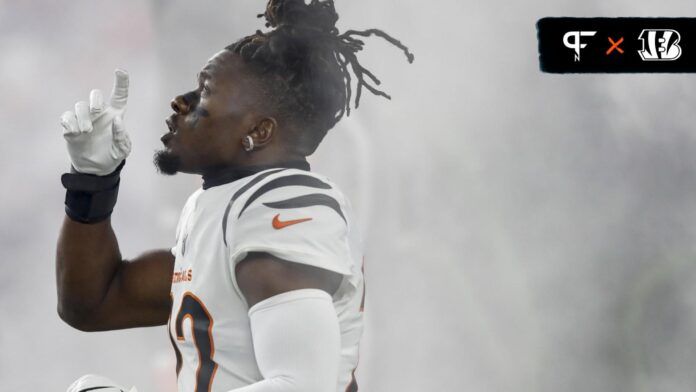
170 95 190 114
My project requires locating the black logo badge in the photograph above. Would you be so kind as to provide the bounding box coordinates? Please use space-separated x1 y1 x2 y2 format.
537 18 696 73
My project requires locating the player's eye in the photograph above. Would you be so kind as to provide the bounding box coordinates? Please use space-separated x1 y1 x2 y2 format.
201 84 212 97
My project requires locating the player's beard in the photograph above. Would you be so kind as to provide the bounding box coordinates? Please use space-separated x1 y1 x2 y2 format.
153 149 181 175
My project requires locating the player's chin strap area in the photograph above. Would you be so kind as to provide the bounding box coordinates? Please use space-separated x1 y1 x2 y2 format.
228 289 341 392
61 160 125 224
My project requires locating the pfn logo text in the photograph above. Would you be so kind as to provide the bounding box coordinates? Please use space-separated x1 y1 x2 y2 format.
563 31 597 61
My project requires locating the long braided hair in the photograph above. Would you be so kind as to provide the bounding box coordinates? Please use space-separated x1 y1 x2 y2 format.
228 0 414 155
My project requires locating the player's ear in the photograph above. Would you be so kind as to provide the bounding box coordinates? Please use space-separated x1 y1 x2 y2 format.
249 117 277 148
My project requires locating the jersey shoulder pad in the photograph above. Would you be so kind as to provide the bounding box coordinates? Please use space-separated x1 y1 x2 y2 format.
225 169 352 275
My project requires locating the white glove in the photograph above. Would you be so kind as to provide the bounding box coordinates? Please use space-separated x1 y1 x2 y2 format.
61 69 132 175
66 374 138 392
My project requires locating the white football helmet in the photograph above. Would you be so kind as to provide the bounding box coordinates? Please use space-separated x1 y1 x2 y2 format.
66 374 138 392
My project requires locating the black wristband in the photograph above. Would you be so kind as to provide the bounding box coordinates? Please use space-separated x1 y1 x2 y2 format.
61 161 126 224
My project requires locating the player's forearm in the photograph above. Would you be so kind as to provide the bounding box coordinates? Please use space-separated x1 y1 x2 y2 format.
229 289 341 392
56 216 124 327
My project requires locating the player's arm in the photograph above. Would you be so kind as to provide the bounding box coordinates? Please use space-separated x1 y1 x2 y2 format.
57 219 174 331
236 252 342 307
56 71 174 331
230 252 343 392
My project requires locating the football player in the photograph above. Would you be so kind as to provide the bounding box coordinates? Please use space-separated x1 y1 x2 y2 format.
56 0 412 391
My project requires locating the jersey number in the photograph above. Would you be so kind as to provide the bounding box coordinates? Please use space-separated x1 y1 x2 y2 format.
173 292 218 392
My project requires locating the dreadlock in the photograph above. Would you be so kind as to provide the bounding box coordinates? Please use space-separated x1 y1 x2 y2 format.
227 0 414 155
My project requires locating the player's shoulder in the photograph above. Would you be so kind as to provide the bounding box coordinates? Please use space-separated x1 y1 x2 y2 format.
234 168 349 215
221 168 350 239
224 168 356 276
243 168 345 194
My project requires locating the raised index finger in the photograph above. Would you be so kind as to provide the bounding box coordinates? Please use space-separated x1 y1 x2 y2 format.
109 69 129 110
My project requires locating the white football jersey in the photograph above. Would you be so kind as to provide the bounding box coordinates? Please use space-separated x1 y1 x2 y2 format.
168 166 364 392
